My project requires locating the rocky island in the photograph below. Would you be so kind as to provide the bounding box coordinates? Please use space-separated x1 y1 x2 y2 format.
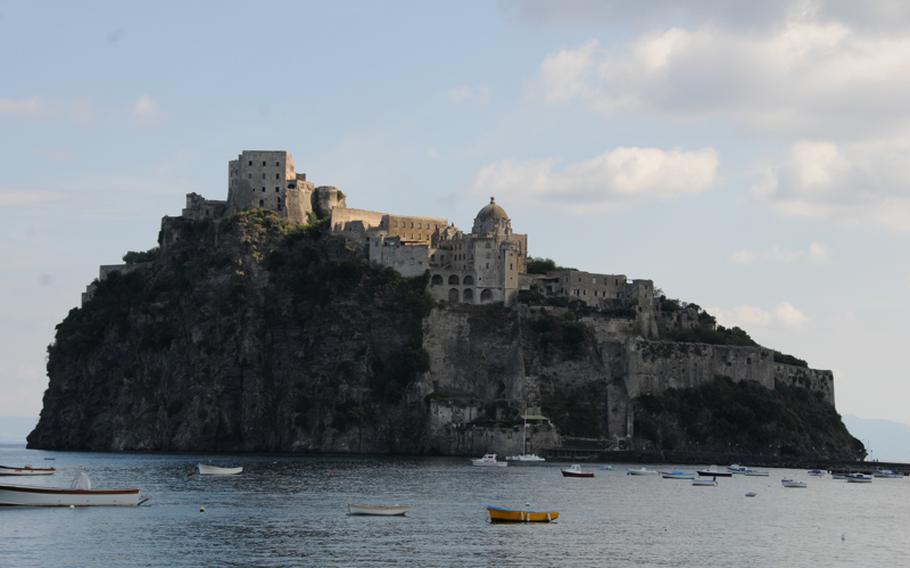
28 150 864 461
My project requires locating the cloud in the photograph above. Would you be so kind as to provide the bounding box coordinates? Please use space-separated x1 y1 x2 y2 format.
709 302 808 329
468 146 718 214
0 97 93 122
752 139 910 232
132 95 161 123
447 85 492 104
0 189 65 207
730 242 829 264
0 98 46 117
531 19 910 136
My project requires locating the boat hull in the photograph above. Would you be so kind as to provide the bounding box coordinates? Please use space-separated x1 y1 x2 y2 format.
197 464 243 475
561 470 594 478
0 484 140 507
692 479 717 486
487 506 558 523
348 504 411 516
0 466 55 476
697 470 733 477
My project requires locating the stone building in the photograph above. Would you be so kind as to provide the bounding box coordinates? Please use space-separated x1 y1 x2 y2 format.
527 268 654 309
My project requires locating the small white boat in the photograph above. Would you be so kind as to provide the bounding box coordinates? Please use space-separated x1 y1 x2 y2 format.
661 470 695 480
561 464 594 478
348 503 411 516
697 467 733 477
505 454 546 463
626 467 658 476
872 469 903 479
692 479 717 486
807 469 826 477
0 465 56 476
471 454 507 467
781 479 807 488
0 473 142 507
197 464 243 475
846 473 873 483
742 469 770 477
728 464 748 473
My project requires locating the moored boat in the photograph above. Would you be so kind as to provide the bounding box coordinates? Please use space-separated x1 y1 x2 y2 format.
692 478 717 487
0 465 56 476
626 467 658 476
348 503 411 516
0 473 141 507
727 464 748 473
872 469 903 479
697 467 732 477
661 470 695 480
561 464 594 478
487 505 558 523
197 464 243 475
846 473 873 483
742 469 770 477
781 479 807 488
807 469 826 477
505 454 546 464
471 453 507 467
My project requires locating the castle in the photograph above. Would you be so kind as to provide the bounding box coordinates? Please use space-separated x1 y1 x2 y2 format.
85 150 653 312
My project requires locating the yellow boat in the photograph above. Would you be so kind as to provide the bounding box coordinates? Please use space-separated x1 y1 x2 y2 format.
486 505 559 523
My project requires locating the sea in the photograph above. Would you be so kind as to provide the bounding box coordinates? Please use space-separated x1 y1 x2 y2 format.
0 445 907 567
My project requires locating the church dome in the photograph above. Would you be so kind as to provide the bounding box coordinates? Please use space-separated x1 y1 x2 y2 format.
472 197 511 235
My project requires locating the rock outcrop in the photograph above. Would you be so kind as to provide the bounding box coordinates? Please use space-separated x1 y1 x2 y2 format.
28 211 863 460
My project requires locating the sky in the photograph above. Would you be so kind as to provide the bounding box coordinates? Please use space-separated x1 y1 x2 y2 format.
1 0 908 428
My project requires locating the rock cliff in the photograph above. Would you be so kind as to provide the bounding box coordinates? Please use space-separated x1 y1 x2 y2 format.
28 211 863 460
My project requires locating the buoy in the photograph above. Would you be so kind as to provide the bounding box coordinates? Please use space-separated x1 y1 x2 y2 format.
199 505 206 512
69 505 75 509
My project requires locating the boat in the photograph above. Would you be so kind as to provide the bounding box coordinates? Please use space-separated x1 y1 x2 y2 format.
781 479 807 488
487 505 559 523
0 465 56 476
831 473 848 480
600 464 614 471
696 467 732 477
872 469 903 479
846 473 873 483
505 416 546 464
197 464 243 475
745 491 757 497
561 464 594 478
348 503 411 516
728 464 749 473
692 479 717 486
807 469 826 477
0 473 142 507
471 453 507 467
742 469 770 477
661 470 695 480
626 467 659 476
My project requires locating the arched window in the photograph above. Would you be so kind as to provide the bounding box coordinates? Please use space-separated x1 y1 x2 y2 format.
431 274 443 286
463 288 474 303
463 275 474 286
448 288 459 303
448 274 459 285
480 289 493 303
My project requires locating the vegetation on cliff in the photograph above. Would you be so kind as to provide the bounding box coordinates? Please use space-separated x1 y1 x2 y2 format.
633 376 864 459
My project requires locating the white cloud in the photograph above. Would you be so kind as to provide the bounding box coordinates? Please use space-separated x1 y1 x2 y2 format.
132 95 161 122
447 85 492 104
753 139 910 232
730 242 829 264
532 19 910 136
469 146 718 214
0 189 65 207
0 98 46 117
709 302 808 329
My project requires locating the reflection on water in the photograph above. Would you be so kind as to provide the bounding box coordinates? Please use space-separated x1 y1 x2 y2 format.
0 446 906 567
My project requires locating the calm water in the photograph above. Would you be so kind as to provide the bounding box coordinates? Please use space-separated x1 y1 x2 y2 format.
0 445 906 567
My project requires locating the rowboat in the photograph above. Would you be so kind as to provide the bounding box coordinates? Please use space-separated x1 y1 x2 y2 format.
697 467 732 477
692 478 717 486
0 465 56 476
487 505 558 523
626 467 658 476
661 471 695 480
197 464 243 475
348 503 411 516
471 454 507 467
561 464 594 478
0 473 142 507
781 479 807 488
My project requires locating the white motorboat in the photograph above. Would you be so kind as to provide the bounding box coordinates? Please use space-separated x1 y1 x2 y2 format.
0 473 142 507
348 503 411 516
0 464 56 476
781 479 807 488
505 454 546 463
872 469 903 479
626 467 658 476
692 479 717 486
471 454 507 467
846 473 873 483
807 469 826 477
727 464 749 473
197 464 243 475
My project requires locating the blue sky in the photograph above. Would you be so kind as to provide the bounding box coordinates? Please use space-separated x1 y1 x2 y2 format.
1 1 908 427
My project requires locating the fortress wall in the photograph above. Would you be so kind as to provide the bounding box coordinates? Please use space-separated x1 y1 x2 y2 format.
369 238 430 278
773 364 835 405
330 207 386 233
382 214 447 245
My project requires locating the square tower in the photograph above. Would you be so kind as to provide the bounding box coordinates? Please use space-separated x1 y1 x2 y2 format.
227 150 297 214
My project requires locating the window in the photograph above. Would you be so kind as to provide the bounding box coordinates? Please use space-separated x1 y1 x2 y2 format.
248 173 252 179
276 173 280 179
277 197 282 211
275 161 280 166
248 160 252 166
262 187 266 193
262 173 266 179
275 187 279 193
259 199 264 207
262 161 266 166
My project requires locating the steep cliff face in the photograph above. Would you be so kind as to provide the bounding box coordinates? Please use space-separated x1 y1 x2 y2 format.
29 212 863 460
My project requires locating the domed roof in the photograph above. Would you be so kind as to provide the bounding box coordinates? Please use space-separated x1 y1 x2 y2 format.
475 197 509 222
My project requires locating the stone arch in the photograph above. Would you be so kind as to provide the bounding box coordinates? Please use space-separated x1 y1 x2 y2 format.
448 288 459 303
431 274 443 286
480 289 493 303
448 274 459 285
463 288 474 303
463 275 474 286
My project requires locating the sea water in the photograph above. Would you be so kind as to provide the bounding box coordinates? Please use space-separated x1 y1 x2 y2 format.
0 445 906 567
